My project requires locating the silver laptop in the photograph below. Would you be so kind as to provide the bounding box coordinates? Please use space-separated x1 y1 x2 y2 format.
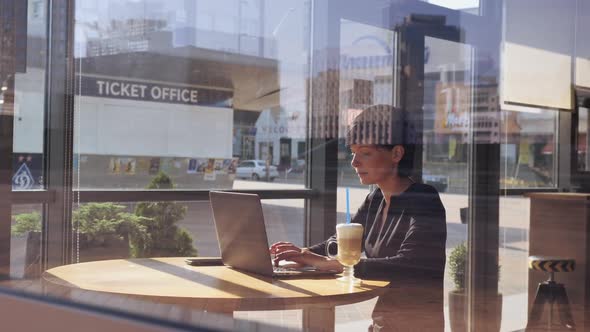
209 191 337 278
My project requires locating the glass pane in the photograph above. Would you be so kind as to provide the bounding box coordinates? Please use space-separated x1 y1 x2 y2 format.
500 107 557 189
73 0 309 190
11 204 43 279
336 10 474 331
577 106 589 172
422 0 480 13
9 0 590 331
423 36 473 331
71 198 304 261
11 0 47 190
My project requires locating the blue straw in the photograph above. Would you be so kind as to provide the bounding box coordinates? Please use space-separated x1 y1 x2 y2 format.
346 187 351 223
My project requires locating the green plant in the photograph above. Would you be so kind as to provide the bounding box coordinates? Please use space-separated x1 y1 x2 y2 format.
449 242 467 290
133 171 197 257
73 202 150 256
11 212 42 236
448 242 501 291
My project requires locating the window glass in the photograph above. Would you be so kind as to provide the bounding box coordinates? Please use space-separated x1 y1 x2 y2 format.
71 198 304 262
6 1 590 331
577 106 589 172
10 204 43 279
422 0 480 13
11 0 47 191
73 0 309 190
500 107 557 189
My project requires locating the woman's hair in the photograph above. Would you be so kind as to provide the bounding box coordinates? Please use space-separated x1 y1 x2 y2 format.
346 104 415 178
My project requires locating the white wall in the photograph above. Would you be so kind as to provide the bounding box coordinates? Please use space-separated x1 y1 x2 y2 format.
13 68 45 154
75 96 233 158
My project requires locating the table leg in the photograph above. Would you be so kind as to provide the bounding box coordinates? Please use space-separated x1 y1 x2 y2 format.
302 305 335 332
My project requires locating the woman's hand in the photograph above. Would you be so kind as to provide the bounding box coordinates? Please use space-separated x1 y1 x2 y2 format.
269 242 343 272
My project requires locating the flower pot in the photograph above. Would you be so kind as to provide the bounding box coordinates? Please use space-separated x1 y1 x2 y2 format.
11 231 41 279
449 290 467 332
448 290 503 332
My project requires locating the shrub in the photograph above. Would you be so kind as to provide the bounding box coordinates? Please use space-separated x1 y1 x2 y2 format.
449 242 467 290
448 242 501 291
133 172 197 257
72 202 149 255
11 212 42 236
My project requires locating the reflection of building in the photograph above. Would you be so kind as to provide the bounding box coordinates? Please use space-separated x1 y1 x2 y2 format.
86 19 170 56
255 107 307 169
429 82 500 144
13 43 279 189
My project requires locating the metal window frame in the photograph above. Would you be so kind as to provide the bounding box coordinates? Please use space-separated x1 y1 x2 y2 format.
29 0 322 273
43 0 76 269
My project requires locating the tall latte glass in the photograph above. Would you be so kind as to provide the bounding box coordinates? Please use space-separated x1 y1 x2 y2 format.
327 223 364 284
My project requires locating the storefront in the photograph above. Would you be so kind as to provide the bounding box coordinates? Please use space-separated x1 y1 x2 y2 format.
12 45 279 189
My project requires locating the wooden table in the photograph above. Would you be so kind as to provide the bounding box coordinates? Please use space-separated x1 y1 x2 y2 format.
42 257 390 331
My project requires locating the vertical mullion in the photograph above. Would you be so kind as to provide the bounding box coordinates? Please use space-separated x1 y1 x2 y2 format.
0 0 17 278
305 0 339 246
466 1 503 330
43 0 75 269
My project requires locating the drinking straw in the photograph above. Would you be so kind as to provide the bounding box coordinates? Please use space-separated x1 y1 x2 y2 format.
346 187 351 223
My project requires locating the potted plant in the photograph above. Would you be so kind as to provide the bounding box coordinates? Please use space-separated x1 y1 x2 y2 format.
133 171 197 257
72 202 150 261
448 242 503 332
11 204 150 277
11 212 43 278
448 242 468 332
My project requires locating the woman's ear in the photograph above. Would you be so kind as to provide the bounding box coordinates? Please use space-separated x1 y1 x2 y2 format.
392 145 405 163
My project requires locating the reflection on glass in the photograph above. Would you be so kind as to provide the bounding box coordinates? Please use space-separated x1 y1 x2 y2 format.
71 197 304 263
10 205 43 279
423 36 474 195
500 108 557 189
577 107 589 171
73 0 309 190
422 0 480 13
12 0 47 191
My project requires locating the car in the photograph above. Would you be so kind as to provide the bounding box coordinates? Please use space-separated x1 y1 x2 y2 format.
235 160 279 181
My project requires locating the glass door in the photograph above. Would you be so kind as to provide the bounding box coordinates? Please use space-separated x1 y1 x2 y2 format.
329 1 502 330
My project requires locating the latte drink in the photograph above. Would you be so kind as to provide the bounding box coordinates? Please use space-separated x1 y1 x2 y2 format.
336 223 364 266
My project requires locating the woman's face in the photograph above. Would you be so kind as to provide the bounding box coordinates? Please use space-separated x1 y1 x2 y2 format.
350 144 400 185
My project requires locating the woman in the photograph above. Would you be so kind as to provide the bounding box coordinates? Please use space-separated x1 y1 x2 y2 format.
270 104 447 331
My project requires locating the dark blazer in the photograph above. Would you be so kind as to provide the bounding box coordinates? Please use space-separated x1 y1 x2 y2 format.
309 183 447 282
310 183 447 331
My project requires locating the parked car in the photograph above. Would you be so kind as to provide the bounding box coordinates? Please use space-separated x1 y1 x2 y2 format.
236 160 279 181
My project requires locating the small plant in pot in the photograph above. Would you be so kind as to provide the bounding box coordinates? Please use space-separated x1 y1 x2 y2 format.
11 205 150 276
11 212 43 278
448 242 468 332
73 202 150 261
448 242 503 332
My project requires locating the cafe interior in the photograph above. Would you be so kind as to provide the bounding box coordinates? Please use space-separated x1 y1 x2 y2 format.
1 0 590 331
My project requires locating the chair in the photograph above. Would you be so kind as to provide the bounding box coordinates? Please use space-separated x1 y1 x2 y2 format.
526 256 576 331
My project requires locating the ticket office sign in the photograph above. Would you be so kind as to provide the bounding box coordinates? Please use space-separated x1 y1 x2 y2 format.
79 76 233 108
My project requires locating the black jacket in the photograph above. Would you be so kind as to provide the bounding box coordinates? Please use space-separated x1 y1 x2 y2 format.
309 183 447 282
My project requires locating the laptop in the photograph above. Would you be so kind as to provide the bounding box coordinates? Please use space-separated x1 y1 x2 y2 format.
209 191 338 278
